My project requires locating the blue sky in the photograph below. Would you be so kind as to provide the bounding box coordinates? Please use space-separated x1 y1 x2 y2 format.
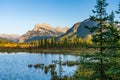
0 0 119 35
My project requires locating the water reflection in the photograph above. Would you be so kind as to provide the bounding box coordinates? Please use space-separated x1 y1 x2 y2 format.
0 52 79 80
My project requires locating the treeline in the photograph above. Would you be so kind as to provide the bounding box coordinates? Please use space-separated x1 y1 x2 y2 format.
29 35 93 49
0 35 95 53
0 35 93 49
0 41 30 49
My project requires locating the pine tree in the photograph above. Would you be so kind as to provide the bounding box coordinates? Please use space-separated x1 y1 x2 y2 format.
79 0 119 80
116 1 120 15
105 11 120 79
87 0 108 79
105 1 120 79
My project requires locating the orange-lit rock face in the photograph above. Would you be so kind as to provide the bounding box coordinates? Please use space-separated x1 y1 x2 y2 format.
19 23 69 42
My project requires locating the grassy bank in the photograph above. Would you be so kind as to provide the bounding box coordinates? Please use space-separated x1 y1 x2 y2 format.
0 47 96 55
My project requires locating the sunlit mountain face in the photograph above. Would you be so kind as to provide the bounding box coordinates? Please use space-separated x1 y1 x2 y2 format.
19 23 69 42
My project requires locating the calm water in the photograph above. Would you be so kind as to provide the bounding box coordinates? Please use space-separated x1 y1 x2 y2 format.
0 52 79 80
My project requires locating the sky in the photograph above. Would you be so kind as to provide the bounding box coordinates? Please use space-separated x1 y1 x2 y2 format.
0 0 119 35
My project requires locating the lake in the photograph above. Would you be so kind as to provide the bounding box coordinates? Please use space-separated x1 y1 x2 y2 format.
0 52 79 80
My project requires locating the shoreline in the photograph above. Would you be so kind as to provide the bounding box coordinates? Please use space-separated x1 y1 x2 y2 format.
0 48 95 55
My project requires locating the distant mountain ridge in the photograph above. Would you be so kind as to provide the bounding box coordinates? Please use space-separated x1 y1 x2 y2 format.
19 23 69 42
19 19 98 42
0 34 21 42
0 37 11 43
1 19 118 43
59 19 98 40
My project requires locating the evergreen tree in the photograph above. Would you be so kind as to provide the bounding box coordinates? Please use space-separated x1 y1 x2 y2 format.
105 11 120 79
79 0 120 80
116 1 120 15
88 0 108 79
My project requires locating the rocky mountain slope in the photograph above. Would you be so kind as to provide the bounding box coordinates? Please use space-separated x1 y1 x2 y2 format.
59 19 98 40
0 34 20 42
19 23 69 42
0 37 11 43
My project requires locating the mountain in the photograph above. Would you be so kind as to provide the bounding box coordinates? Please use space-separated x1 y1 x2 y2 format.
19 23 69 42
59 19 98 40
0 37 11 43
0 34 21 42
